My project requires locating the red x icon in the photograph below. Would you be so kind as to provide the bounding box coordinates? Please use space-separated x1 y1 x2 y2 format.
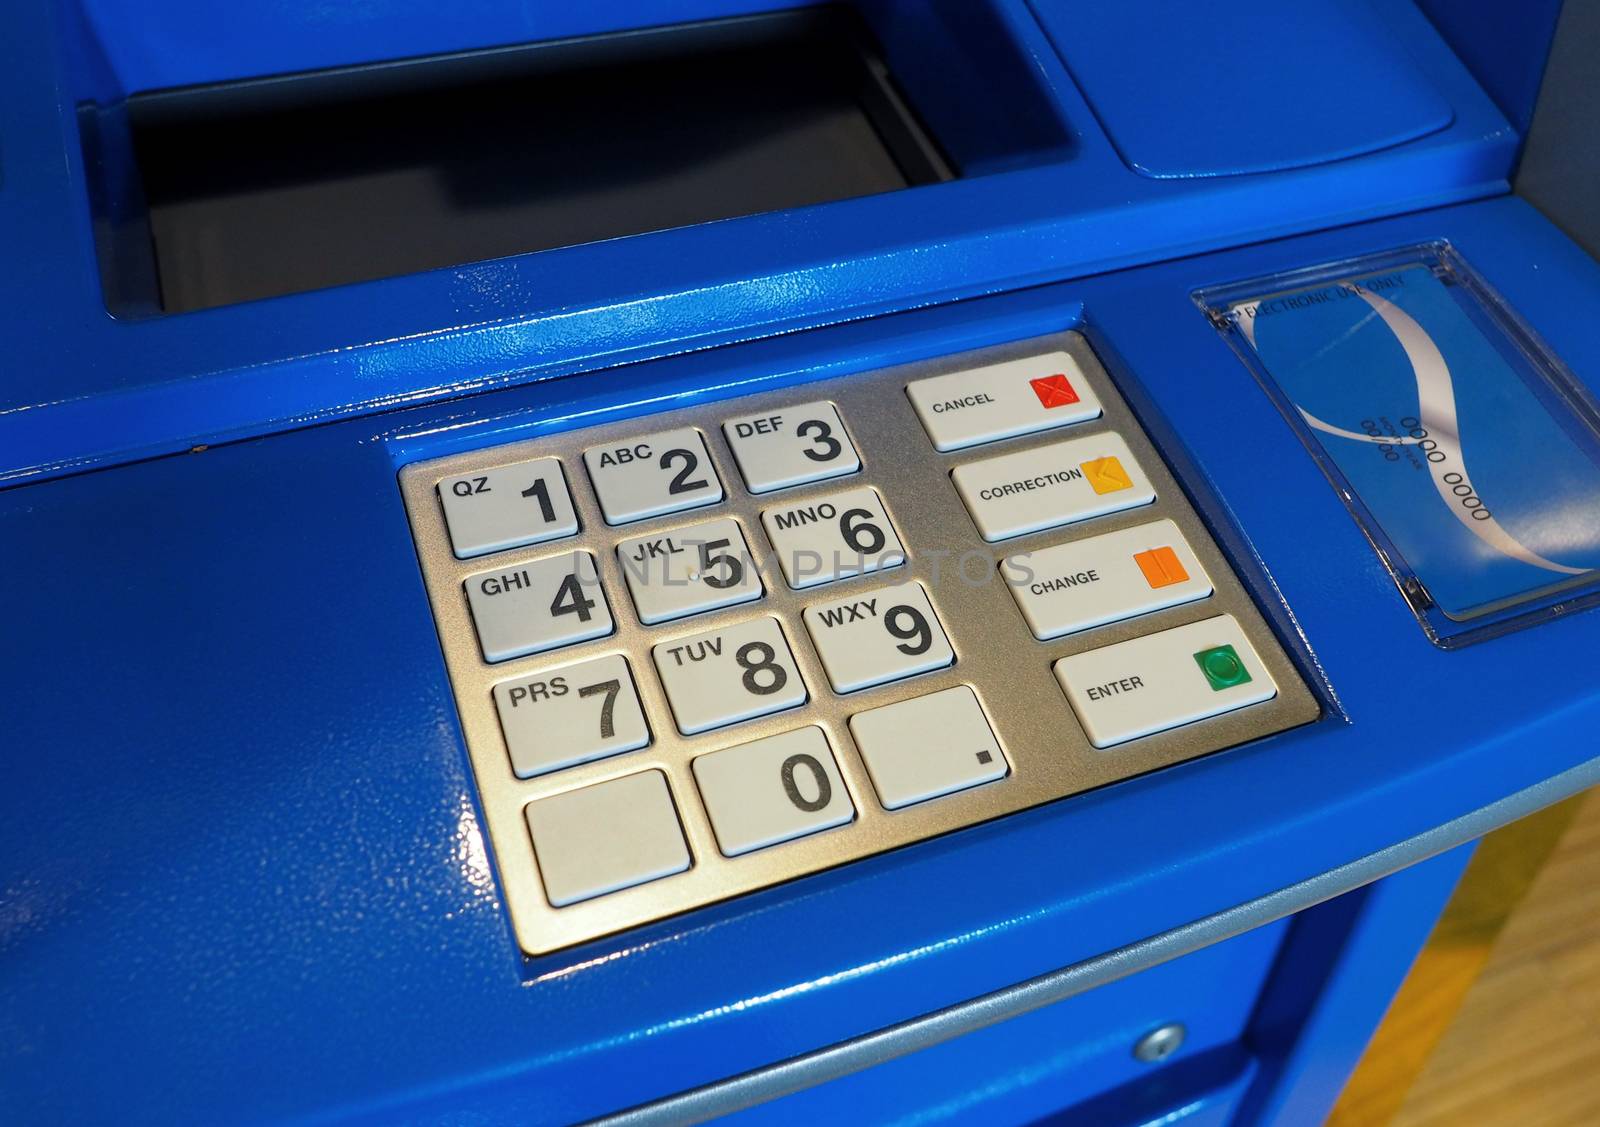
1030 374 1080 409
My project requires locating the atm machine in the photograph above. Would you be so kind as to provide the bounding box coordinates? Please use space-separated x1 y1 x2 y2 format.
3 1 1598 1123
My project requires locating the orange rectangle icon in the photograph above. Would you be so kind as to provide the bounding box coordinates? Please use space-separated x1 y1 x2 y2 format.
1133 545 1189 588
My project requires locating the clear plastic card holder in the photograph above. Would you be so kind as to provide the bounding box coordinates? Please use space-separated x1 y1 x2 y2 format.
1196 243 1600 647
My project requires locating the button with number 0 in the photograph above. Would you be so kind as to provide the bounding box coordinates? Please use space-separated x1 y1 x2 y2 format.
803 581 954 693
583 427 724 525
464 550 614 662
652 616 807 735
692 726 854 856
722 402 861 493
494 654 650 778
438 457 580 558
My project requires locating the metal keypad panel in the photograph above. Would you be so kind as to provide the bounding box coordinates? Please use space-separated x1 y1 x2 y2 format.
400 331 1320 955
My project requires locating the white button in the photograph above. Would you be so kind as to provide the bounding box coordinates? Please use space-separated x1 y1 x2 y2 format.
494 654 650 778
692 727 854 856
615 516 763 625
803 581 954 693
652 616 807 734
583 427 724 525
760 486 906 589
1053 614 1278 748
849 686 1007 809
907 351 1103 452
951 431 1155 542
722 401 861 493
525 771 690 907
1001 519 1213 639
437 457 580 558
464 550 614 662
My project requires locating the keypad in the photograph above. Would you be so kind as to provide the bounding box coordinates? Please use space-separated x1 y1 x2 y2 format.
401 329 1319 954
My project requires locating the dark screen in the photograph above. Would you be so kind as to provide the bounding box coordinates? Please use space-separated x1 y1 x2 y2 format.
130 12 948 312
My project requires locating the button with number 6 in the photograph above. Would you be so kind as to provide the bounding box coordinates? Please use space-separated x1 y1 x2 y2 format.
652 616 807 735
693 727 854 856
494 654 650 778
803 581 954 693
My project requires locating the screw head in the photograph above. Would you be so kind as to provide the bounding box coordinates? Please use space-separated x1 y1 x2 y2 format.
1133 1022 1187 1063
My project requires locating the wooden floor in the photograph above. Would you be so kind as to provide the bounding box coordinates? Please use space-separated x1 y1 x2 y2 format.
1329 787 1600 1127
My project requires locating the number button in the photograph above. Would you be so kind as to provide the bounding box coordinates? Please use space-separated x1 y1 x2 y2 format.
464 550 614 662
722 401 861 493
692 727 854 856
494 654 650 778
438 457 579 558
615 516 763 624
760 485 907 589
651 616 807 735
849 686 1008 810
803 581 954 693
525 771 690 907
583 427 724 525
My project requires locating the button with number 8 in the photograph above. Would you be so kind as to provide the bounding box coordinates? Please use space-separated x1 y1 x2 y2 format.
803 581 954 693
494 654 650 778
722 401 861 493
693 727 854 856
652 616 807 735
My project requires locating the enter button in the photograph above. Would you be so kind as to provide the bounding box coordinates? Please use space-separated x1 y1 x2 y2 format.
1053 615 1277 747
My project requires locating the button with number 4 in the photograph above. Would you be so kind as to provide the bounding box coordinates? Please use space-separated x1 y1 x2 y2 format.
438 456 579 559
652 616 807 735
803 581 954 693
584 427 724 525
723 402 861 493
494 654 650 778
616 516 763 624
464 550 614 663
693 727 854 856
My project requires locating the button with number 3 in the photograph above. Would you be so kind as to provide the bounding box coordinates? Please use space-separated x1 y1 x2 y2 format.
464 550 614 662
722 402 861 493
494 654 649 778
652 616 807 735
693 727 854 856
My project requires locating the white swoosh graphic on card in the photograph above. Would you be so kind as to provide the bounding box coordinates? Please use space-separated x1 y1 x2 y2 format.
1235 289 1588 576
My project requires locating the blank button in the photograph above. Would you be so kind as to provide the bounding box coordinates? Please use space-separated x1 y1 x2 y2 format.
525 772 690 907
849 686 1007 810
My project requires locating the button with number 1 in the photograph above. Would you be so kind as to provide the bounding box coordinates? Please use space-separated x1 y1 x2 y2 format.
437 456 579 559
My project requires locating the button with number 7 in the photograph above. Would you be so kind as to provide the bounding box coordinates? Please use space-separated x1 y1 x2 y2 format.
803 581 954 693
494 654 650 778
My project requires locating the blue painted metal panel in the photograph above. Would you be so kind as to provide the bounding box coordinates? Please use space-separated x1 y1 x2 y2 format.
1414 0 1565 135
3 195 1598 1124
0 0 1513 486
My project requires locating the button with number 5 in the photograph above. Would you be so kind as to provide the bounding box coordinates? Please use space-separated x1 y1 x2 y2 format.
464 550 614 662
722 401 861 494
693 727 854 856
803 581 954 693
495 654 650 778
616 516 763 624
652 616 807 735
